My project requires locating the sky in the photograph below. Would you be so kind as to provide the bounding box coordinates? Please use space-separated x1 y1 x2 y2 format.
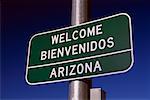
1 0 150 100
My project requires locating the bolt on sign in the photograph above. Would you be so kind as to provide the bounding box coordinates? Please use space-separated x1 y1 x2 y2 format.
26 13 134 85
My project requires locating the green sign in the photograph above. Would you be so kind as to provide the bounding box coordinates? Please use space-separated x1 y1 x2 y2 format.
26 13 134 85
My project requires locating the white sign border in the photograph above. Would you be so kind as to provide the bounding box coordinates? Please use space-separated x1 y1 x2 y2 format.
25 13 134 85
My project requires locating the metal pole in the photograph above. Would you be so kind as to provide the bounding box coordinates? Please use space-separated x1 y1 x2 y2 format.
68 0 91 100
71 0 89 24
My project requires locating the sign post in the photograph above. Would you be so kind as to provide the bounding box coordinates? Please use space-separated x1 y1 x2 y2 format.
25 0 134 100
26 8 134 100
69 0 91 100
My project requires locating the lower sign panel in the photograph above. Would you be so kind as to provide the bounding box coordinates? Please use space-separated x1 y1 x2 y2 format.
26 13 134 85
27 51 133 84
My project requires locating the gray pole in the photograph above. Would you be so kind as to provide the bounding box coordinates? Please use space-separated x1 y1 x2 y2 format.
71 0 89 24
68 0 91 100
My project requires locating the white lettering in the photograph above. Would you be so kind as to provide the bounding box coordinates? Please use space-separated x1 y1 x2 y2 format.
93 61 102 72
49 68 57 78
107 37 114 48
72 30 78 40
59 33 65 43
96 24 103 35
69 65 76 76
77 63 84 74
41 51 47 60
58 67 65 77
51 34 59 45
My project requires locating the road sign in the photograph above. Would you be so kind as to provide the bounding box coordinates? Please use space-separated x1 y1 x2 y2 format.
26 13 134 85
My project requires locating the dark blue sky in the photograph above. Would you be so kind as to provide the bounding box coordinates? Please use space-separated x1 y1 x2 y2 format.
1 0 150 100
